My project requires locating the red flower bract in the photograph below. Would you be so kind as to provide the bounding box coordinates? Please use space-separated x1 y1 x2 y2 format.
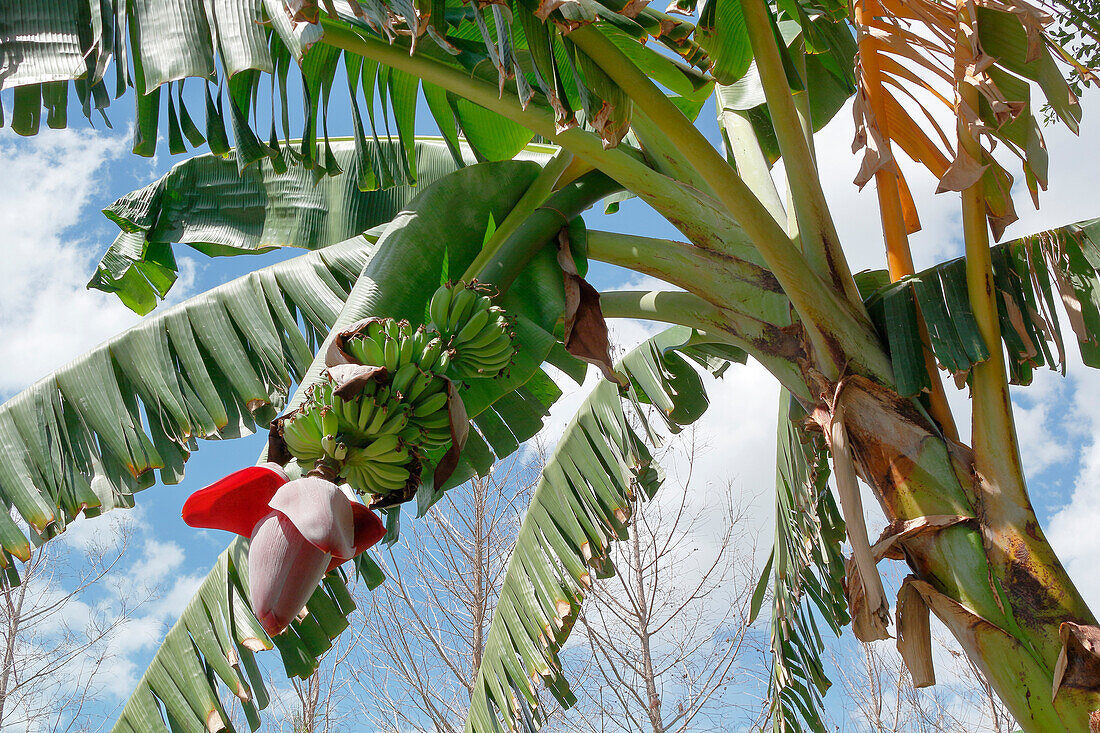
182 465 385 636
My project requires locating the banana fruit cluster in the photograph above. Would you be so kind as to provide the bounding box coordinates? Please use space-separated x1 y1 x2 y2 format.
428 281 516 380
275 281 516 502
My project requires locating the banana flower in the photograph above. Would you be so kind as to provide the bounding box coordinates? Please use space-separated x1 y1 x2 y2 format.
181 464 384 636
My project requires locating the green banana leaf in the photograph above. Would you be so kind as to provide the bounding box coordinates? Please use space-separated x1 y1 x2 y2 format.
0 238 373 565
861 216 1100 396
0 0 704 164
112 538 358 733
464 326 744 733
91 137 557 313
752 389 847 733
715 10 857 165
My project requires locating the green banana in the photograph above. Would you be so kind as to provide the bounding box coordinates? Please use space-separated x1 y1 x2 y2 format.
413 410 451 430
357 398 379 433
361 434 401 458
446 287 477 333
363 460 411 485
349 335 385 366
418 338 443 371
376 407 410 436
391 363 418 396
364 405 391 435
399 331 416 366
412 392 448 417
408 376 445 405
370 445 413 464
429 283 454 330
383 336 400 372
454 307 489 344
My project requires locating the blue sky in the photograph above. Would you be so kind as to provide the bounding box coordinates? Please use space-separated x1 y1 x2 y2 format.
3 45 1100 730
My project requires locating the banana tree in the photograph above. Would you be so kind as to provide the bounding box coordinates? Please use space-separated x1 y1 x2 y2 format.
3 0 1100 730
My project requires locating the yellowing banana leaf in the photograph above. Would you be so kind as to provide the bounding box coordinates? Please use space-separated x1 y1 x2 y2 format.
851 0 1093 237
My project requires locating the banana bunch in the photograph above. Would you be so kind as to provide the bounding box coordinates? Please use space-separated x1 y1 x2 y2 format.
345 320 452 375
280 403 350 473
339 435 415 496
428 281 516 380
389 362 446 445
278 290 520 502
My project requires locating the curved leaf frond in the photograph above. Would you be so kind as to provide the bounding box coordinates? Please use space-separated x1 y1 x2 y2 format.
0 1 711 163
863 216 1100 394
92 137 556 313
0 239 372 562
757 388 847 733
852 0 1093 238
464 326 743 733
113 535 366 733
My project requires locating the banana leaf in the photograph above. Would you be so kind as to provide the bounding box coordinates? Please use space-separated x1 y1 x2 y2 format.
91 137 556 312
112 156 597 732
0 239 373 566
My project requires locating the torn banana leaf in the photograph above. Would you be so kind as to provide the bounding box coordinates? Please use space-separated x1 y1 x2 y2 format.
92 138 557 313
0 239 373 574
863 216 1100 396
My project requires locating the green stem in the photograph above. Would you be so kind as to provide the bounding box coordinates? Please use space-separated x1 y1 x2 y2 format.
321 22 766 272
569 24 890 381
322 22 654 188
954 1 1095 698
599 290 811 400
630 109 713 195
717 104 786 226
586 229 791 326
477 173 623 292
737 0 860 306
461 149 575 282
956 18 1028 522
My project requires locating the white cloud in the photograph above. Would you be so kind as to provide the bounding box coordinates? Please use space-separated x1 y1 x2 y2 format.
0 128 196 396
127 539 185 586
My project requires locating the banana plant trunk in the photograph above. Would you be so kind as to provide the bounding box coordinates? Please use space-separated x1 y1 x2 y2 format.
833 374 1099 730
593 237 1100 731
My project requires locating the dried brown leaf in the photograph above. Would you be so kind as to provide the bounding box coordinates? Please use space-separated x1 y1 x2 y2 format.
325 317 382 367
831 394 891 642
897 577 936 687
557 231 626 385
872 514 973 561
844 556 891 642
936 148 987 193
433 378 470 490
1053 622 1100 700
328 363 389 400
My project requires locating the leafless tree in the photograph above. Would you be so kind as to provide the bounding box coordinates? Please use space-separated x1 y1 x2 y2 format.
0 515 154 732
555 433 765 733
832 604 1017 732
264 408 767 733
348 455 541 733
267 631 360 733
